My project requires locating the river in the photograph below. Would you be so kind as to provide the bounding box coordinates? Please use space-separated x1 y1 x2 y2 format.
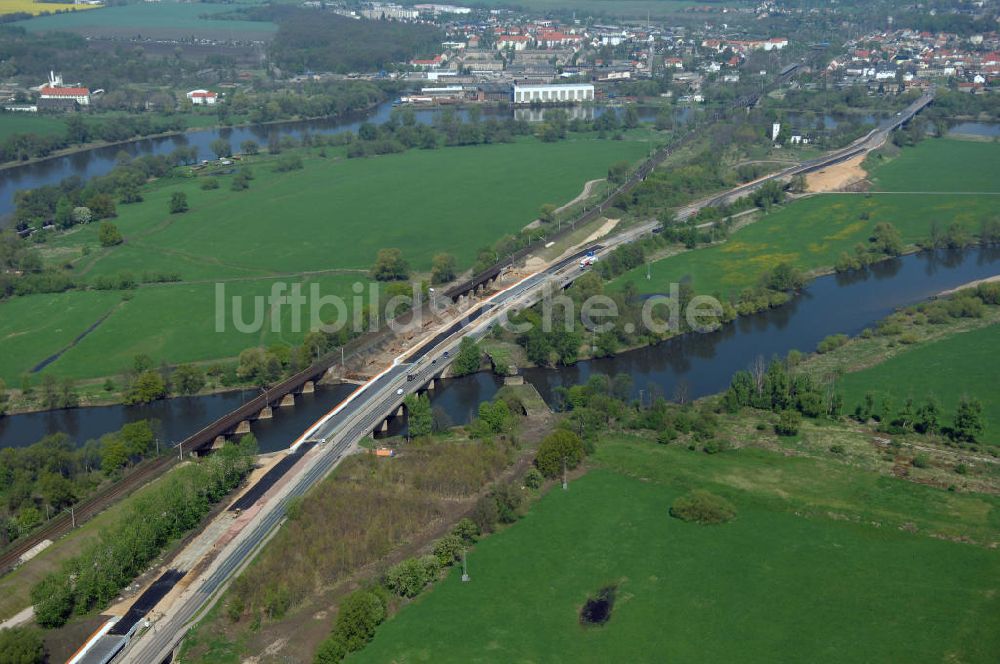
2 246 997 453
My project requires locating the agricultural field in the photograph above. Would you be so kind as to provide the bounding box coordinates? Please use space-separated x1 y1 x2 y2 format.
0 113 66 140
0 0 92 17
612 138 1000 297
837 323 1000 444
14 2 276 40
357 437 1000 663
3 137 651 382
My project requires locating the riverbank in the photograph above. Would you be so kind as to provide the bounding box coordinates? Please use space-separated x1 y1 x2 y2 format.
937 274 1000 296
0 102 390 175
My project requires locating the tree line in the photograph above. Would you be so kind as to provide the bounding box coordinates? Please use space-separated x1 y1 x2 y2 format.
0 420 159 549
30 435 256 627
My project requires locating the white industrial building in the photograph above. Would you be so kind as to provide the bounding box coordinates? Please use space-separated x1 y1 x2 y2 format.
186 89 219 105
513 83 594 105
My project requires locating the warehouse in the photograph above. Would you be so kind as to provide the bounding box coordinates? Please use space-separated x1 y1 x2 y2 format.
513 83 594 105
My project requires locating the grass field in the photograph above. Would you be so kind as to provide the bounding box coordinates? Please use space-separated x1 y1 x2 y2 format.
611 192 994 296
0 0 93 16
15 2 276 39
868 138 1000 193
56 138 650 281
2 137 651 382
0 272 370 383
837 323 1000 444
357 437 1000 663
612 139 1000 297
0 113 66 140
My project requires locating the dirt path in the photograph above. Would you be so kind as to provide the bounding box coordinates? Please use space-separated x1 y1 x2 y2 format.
583 218 620 244
806 153 867 192
555 178 605 214
523 178 607 230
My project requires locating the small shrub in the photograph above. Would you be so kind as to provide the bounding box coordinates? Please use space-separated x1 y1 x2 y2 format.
774 410 801 436
702 439 730 454
432 534 465 566
385 556 440 598
954 463 968 475
201 178 220 190
452 518 479 545
656 428 677 445
817 333 848 354
669 490 735 525
829 444 846 455
523 467 543 489
912 453 930 469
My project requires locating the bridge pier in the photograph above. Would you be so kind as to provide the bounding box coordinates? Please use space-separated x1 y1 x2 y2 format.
301 380 315 394
427 378 435 391
380 420 389 433
212 435 227 449
396 405 404 417
257 406 273 420
235 420 251 435
279 393 295 407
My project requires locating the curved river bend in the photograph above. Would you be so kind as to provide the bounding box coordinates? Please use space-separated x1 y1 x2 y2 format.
1 246 997 453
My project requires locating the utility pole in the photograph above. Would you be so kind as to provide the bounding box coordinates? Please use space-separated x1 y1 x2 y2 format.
562 456 568 491
63 506 76 529
178 440 183 461
155 437 159 456
461 550 470 582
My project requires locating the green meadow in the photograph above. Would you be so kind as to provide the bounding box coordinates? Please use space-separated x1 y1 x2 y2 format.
867 138 1000 193
612 192 992 296
2 137 650 382
0 114 66 140
60 138 649 281
837 323 1000 444
357 437 1000 663
0 273 373 383
612 139 1000 297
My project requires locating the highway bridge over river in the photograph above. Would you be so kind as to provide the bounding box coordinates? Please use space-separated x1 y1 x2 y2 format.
69 90 935 664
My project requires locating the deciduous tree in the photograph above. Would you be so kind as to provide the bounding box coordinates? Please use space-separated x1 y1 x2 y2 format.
370 248 409 281
430 252 456 284
534 430 584 478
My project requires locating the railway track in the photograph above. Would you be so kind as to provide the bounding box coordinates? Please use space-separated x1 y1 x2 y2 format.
0 456 178 575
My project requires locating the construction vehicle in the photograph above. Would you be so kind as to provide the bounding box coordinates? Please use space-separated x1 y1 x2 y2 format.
579 251 599 268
